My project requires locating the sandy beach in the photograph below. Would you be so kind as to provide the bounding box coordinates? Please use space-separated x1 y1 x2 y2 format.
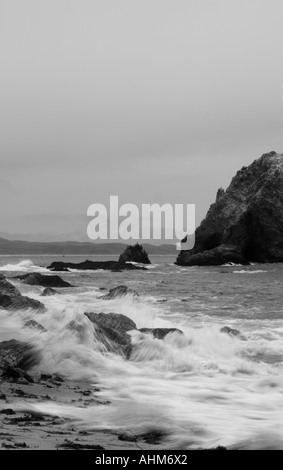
0 377 159 451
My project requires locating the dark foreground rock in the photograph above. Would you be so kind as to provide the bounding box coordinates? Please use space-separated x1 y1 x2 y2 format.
118 243 151 264
14 273 72 288
0 339 41 376
40 287 58 296
84 312 137 358
0 275 45 312
84 312 184 358
100 285 139 300
47 260 147 272
138 328 184 339
176 151 283 266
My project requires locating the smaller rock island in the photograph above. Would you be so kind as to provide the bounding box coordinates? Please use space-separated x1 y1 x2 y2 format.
118 243 151 264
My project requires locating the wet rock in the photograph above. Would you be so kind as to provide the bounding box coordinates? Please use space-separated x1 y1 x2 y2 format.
118 243 151 264
220 326 246 340
3 365 34 383
58 440 104 450
138 430 168 445
177 152 283 266
40 373 53 381
52 417 65 425
16 377 30 385
220 326 241 337
14 272 73 288
100 285 139 300
40 287 58 296
13 389 38 399
0 339 41 375
23 320 47 333
8 413 46 424
84 312 136 358
0 275 45 312
0 409 15 415
177 245 249 267
52 266 70 272
47 260 147 271
138 328 184 339
52 374 65 383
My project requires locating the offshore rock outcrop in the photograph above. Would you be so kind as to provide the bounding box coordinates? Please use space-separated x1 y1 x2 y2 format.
118 243 151 264
0 275 46 312
100 285 139 300
40 287 58 296
176 152 283 266
14 273 73 288
138 328 184 339
47 260 147 272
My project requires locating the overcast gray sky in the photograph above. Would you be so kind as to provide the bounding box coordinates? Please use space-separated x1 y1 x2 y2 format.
1 0 283 241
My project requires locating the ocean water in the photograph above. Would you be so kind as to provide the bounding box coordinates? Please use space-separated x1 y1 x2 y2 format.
0 254 282 449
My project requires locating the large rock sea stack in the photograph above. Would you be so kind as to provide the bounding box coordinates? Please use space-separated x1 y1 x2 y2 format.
176 152 283 266
118 243 151 264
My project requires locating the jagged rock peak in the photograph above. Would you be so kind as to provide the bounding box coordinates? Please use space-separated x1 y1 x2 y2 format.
118 243 151 264
176 151 283 266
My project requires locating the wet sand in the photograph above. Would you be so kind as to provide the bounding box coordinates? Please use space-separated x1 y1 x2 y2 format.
0 378 157 451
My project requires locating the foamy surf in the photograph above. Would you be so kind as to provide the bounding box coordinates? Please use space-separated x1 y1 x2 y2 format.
233 270 267 274
1 286 283 449
1 256 282 449
0 259 49 273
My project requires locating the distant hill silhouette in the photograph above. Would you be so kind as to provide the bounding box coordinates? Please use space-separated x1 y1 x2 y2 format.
0 237 176 256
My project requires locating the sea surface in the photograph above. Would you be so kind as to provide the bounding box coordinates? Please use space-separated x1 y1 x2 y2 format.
0 254 282 449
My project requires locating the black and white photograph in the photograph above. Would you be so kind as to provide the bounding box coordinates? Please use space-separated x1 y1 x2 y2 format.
0 0 283 455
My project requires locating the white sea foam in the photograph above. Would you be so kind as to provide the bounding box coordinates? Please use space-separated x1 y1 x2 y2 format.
1 285 283 449
0 259 49 272
222 262 243 266
233 270 267 274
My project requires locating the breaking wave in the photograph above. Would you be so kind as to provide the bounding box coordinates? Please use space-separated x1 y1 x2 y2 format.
0 259 49 273
1 284 283 450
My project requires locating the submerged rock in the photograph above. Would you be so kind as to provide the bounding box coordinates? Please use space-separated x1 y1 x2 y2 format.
220 326 246 340
84 312 185 358
47 260 147 271
0 275 45 312
118 243 151 264
100 285 139 300
138 328 184 339
23 320 47 333
40 287 58 296
176 151 283 266
84 312 137 358
14 273 72 288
